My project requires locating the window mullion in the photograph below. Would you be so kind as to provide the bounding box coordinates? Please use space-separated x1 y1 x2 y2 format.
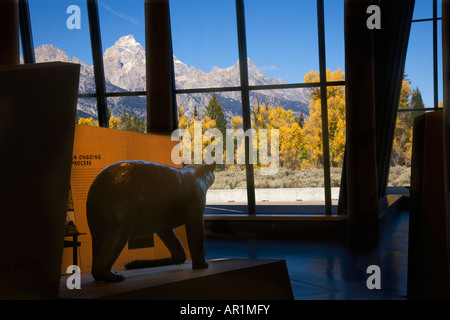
317 0 332 215
236 0 256 216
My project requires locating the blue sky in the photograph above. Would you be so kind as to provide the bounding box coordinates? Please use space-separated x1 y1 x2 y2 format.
28 0 441 107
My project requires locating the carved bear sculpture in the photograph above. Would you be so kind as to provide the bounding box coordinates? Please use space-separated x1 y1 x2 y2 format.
86 160 215 282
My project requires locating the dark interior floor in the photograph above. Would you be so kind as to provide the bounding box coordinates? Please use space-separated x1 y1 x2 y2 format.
203 208 409 300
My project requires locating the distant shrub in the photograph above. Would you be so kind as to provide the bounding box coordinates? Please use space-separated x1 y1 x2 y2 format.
210 166 410 189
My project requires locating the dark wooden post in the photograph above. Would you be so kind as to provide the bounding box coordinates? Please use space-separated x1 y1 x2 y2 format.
145 0 178 135
87 0 109 128
344 0 379 245
442 0 450 295
0 0 19 66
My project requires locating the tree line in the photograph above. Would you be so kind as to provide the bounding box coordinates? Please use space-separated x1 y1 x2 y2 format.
77 109 146 133
78 69 425 170
176 70 423 170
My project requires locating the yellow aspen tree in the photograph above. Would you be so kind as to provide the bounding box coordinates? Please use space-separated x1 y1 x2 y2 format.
279 122 303 169
230 115 243 130
109 115 120 129
392 76 413 166
302 69 346 169
251 103 304 170
78 117 99 127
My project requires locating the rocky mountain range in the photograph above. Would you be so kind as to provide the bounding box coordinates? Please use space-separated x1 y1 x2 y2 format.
34 35 311 123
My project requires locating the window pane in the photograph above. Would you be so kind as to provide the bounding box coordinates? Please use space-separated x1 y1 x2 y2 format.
326 84 346 202
412 0 442 20
405 21 435 108
170 0 240 89
388 111 415 189
77 98 98 125
77 95 147 130
248 87 330 214
175 92 248 214
438 19 443 106
29 0 95 94
245 0 319 85
413 0 434 20
388 77 419 189
324 0 345 76
98 0 146 93
107 96 147 132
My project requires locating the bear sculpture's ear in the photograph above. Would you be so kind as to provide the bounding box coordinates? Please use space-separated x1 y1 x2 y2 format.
205 162 216 172
192 163 216 176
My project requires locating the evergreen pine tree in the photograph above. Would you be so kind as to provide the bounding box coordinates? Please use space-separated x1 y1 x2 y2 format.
204 93 227 137
410 87 425 120
410 87 425 109
193 104 198 119
120 110 145 133
120 110 131 129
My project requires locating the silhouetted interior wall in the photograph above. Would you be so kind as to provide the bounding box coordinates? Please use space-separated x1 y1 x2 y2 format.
442 0 450 296
0 0 19 66
408 111 449 299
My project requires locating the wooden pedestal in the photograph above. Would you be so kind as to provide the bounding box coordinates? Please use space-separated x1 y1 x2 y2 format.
58 259 293 300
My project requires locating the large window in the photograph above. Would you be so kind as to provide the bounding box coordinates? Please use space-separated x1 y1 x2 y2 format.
20 0 436 216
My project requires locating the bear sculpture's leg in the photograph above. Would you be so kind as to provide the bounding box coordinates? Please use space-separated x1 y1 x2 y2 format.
185 211 209 270
157 229 187 265
91 223 133 282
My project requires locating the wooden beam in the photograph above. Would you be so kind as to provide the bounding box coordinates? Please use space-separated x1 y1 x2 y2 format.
0 0 19 66
344 0 379 245
145 0 178 135
87 0 109 128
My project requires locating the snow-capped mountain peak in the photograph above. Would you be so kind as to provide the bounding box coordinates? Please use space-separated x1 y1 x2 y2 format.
32 34 311 121
103 34 146 90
